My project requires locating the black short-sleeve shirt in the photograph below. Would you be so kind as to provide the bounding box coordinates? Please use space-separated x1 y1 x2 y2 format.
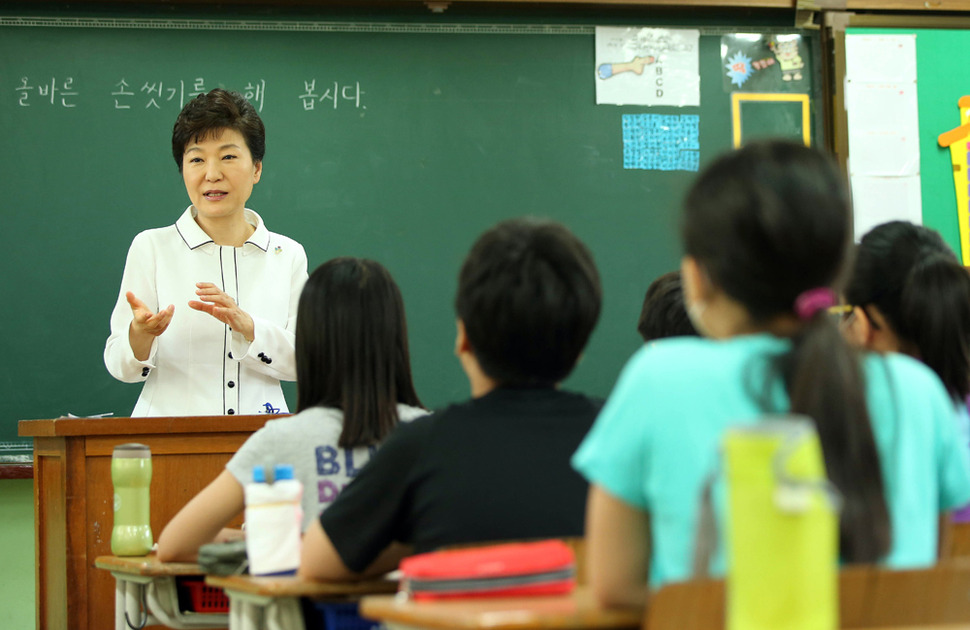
319 386 603 573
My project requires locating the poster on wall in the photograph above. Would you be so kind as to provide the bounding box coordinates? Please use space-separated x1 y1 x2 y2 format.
595 27 700 107
720 33 810 92
844 34 921 239
621 113 700 171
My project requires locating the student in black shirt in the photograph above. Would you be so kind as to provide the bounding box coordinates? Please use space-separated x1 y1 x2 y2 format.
298 217 603 579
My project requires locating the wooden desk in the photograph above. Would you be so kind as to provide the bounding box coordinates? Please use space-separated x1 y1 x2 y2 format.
95 554 228 630
0 462 32 479
359 586 642 630
20 415 272 630
361 562 970 630
206 573 398 630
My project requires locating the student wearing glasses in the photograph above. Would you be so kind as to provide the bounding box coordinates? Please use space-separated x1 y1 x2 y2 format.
844 220 970 521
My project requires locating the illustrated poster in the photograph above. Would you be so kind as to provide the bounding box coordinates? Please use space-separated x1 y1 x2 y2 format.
595 27 700 107
720 33 810 92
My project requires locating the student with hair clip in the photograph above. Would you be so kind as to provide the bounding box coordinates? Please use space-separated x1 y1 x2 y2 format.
157 258 425 562
572 141 970 608
844 220 970 521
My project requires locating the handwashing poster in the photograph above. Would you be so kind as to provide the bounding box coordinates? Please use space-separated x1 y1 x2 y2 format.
595 27 700 107
720 33 809 93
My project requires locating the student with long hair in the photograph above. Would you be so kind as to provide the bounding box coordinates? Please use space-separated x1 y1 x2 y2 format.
157 257 424 561
844 220 970 403
572 141 970 607
845 220 970 521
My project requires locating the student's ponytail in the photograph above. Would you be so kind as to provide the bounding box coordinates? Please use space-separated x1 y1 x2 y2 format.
682 141 891 564
774 295 891 562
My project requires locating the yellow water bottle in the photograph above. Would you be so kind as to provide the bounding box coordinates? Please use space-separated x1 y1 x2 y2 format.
110 443 153 556
724 416 838 630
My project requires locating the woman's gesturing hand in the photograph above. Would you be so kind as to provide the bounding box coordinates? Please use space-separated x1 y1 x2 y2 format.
189 282 256 342
127 291 174 360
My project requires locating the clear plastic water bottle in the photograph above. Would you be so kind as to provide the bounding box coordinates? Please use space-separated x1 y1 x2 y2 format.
244 464 303 575
110 443 153 556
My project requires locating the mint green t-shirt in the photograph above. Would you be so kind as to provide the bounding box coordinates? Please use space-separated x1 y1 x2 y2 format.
572 333 970 587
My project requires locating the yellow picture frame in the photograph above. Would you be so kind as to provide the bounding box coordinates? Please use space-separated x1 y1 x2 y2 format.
731 92 811 149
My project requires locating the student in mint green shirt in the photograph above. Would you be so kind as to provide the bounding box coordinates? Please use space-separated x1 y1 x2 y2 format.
843 221 970 521
572 141 970 608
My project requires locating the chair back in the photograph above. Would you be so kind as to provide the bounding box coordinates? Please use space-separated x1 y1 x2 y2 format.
944 521 970 558
643 560 970 630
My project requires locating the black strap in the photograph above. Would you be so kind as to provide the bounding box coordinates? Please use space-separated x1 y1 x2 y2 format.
124 586 149 630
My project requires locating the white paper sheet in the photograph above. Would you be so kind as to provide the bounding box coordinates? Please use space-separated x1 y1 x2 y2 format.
845 82 919 135
845 34 917 83
850 176 923 239
845 83 920 176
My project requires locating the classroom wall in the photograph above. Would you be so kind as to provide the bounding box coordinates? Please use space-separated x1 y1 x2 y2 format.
0 480 36 626
0 9 818 444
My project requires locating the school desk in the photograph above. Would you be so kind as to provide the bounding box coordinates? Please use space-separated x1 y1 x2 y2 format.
360 561 970 630
205 573 398 630
19 414 272 630
95 554 229 630
360 586 642 630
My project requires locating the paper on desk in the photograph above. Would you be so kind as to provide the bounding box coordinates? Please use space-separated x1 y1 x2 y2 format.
851 175 923 239
60 412 115 419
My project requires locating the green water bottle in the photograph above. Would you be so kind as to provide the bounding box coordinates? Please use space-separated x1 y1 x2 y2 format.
110 443 153 556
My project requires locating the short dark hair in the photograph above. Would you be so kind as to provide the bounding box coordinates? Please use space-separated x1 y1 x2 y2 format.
455 217 602 386
171 88 265 171
637 271 697 342
296 258 423 448
846 220 970 400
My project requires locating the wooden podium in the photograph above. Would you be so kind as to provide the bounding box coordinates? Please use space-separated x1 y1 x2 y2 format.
19 415 273 630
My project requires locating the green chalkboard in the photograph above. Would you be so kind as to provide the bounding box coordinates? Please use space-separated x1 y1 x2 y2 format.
737 99 808 146
0 13 821 444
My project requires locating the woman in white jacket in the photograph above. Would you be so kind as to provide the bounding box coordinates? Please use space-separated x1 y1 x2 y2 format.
104 88 307 417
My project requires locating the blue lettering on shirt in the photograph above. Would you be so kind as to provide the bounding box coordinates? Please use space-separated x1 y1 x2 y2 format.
315 445 339 475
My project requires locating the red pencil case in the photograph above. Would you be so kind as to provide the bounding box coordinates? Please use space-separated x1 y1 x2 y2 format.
398 539 576 600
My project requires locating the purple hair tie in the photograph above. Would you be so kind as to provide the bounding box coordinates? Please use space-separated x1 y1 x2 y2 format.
794 287 836 320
